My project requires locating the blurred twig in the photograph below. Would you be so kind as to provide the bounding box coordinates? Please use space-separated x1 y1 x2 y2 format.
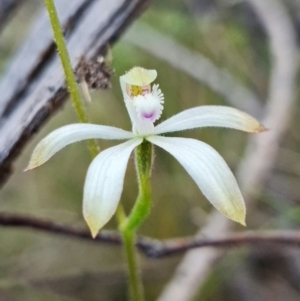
124 23 262 116
0 0 24 31
2 212 300 258
158 0 298 300
238 0 298 195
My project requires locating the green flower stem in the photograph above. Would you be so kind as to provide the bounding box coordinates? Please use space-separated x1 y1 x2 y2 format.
120 141 153 301
122 140 153 232
122 230 144 301
123 175 152 233
44 0 98 157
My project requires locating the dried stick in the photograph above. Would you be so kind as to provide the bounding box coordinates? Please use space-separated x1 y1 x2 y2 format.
2 212 300 259
157 0 298 300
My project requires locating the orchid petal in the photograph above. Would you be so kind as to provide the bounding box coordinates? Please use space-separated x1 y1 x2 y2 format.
26 124 134 170
154 105 266 135
147 136 246 225
83 138 143 237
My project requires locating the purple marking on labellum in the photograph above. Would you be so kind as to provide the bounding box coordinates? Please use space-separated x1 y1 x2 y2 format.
143 112 155 120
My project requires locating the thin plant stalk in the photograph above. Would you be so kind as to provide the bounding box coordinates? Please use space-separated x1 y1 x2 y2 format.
44 0 98 157
119 141 153 301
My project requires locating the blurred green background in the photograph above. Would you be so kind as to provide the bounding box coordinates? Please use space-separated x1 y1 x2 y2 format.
1 0 300 300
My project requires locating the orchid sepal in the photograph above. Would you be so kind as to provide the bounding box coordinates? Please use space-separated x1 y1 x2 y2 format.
153 105 266 135
25 124 134 171
147 135 246 225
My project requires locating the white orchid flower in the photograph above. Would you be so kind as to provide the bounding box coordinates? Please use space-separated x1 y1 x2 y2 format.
26 67 265 237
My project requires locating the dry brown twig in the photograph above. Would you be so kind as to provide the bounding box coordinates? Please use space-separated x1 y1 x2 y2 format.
2 212 300 259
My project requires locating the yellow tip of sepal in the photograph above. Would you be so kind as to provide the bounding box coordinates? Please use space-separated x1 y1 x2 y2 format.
85 219 101 239
239 218 246 227
90 229 99 239
255 124 269 133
